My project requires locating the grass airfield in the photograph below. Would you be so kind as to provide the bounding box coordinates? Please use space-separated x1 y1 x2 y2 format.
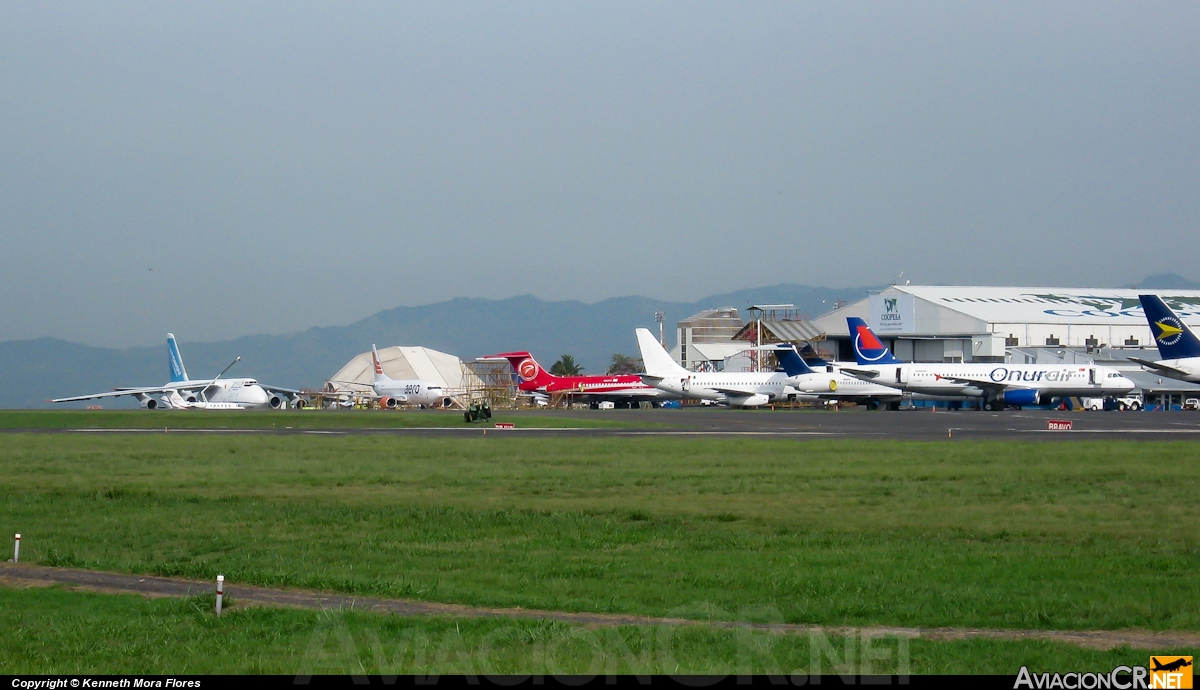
0 411 1197 673
0 587 1176 675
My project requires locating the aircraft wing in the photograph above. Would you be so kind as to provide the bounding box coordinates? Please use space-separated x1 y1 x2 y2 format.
320 389 411 403
707 386 758 398
925 374 1012 392
357 392 408 402
637 374 666 386
259 383 304 396
839 367 881 380
51 386 178 403
1128 357 1191 379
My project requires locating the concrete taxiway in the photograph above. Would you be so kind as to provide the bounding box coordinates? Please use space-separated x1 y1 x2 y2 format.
8 408 1200 441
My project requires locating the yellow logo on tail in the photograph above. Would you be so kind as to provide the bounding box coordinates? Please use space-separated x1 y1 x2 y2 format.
1156 320 1184 342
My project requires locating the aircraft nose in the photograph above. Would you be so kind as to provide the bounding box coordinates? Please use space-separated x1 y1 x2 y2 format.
1106 376 1135 391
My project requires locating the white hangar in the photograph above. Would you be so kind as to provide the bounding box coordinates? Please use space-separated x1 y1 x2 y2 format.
806 285 1200 364
327 346 483 395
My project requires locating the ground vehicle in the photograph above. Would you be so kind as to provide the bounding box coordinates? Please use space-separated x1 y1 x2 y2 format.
1082 395 1144 411
1184 398 1200 411
598 401 616 410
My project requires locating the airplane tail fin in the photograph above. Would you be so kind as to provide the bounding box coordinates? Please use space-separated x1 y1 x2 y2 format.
846 318 903 365
797 344 828 367
371 345 393 383
636 328 690 377
1139 294 1200 360
167 333 189 383
487 351 556 388
774 345 816 377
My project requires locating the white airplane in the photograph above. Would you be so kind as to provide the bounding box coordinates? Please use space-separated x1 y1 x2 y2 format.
840 318 1136 410
330 345 453 409
770 344 913 410
51 334 303 410
1129 294 1200 383
634 328 800 407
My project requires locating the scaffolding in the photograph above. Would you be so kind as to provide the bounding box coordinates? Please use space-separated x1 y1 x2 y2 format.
733 305 828 371
459 360 519 408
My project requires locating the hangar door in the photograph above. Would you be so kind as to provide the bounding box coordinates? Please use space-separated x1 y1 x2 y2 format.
913 340 945 363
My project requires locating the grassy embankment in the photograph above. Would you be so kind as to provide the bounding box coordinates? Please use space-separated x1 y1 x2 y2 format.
1 434 1196 634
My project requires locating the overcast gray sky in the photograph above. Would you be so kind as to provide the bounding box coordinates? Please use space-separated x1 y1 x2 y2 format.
2 2 1197 347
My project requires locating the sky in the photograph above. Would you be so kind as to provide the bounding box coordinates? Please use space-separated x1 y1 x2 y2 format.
2 2 1198 347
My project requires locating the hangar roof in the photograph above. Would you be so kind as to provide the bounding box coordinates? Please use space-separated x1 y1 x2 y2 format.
733 319 825 343
886 285 1200 326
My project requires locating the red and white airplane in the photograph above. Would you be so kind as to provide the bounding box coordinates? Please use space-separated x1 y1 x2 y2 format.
484 352 675 407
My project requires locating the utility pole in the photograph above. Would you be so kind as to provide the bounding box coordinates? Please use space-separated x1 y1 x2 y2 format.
655 311 665 347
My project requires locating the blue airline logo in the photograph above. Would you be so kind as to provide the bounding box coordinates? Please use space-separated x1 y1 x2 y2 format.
987 367 1083 384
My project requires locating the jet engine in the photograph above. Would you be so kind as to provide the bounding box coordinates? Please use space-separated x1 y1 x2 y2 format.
291 397 308 409
730 393 771 407
998 389 1040 406
380 396 400 409
440 397 454 408
140 397 160 410
269 395 284 409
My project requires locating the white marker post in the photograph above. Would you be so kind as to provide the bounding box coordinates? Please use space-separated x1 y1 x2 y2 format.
215 575 224 616
12 534 19 563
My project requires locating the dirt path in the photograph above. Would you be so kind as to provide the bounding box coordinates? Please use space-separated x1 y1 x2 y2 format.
2 563 1196 651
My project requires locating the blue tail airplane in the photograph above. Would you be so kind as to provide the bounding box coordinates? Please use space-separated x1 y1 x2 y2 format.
770 342 906 410
1128 295 1200 383
846 317 903 365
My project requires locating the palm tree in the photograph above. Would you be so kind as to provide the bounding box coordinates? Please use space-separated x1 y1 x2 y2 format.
606 354 644 375
549 354 584 376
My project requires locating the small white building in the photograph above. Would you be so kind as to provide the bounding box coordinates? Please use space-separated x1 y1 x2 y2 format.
668 308 755 371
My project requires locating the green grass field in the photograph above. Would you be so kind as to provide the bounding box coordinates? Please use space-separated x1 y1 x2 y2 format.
1 433 1197 639
0 586 1184 675
0 409 647 429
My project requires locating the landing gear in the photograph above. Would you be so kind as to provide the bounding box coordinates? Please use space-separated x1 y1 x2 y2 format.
983 401 996 411
886 401 901 411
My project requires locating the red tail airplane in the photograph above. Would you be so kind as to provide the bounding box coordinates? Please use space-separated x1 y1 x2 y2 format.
485 351 672 406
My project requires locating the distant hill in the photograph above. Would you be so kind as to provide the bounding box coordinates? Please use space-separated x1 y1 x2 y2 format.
0 283 875 408
1137 273 1200 290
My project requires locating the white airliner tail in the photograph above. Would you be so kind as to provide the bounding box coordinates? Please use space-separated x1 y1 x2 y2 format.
635 328 690 378
167 333 189 383
371 345 393 384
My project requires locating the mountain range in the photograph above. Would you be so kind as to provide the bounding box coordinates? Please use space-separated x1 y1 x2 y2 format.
0 283 874 408
4 274 1196 409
